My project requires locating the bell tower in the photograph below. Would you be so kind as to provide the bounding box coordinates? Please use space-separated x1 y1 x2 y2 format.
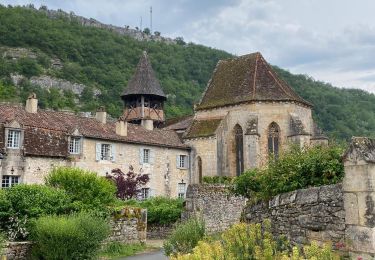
121 51 166 130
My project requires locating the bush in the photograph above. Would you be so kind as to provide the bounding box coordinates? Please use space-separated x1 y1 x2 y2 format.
45 167 116 213
5 184 71 219
172 220 340 260
233 144 345 200
100 242 146 258
1 184 71 240
122 197 183 225
31 212 110 260
164 217 205 256
202 176 234 184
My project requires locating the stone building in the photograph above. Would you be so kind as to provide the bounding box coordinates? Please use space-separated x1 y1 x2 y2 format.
167 52 327 182
0 52 190 198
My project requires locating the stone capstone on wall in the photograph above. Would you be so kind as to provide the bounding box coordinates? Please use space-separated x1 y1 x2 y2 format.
244 184 345 248
183 184 247 234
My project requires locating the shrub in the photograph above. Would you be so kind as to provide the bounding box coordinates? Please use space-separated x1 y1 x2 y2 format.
122 197 183 225
172 221 340 260
45 167 116 213
164 217 205 256
107 167 149 200
5 184 71 219
1 184 71 240
233 144 345 200
31 212 110 260
100 242 146 258
202 176 234 184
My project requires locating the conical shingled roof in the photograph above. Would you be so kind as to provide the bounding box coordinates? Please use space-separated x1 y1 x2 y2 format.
122 51 166 99
196 52 312 110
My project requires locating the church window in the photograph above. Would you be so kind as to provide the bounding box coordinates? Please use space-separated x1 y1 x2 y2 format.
268 122 280 159
234 124 244 176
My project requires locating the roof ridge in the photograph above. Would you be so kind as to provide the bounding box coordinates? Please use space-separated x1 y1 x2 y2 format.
252 53 260 99
257 55 294 100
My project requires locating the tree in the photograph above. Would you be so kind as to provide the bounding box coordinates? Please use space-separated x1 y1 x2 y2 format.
143 27 151 35
107 166 150 200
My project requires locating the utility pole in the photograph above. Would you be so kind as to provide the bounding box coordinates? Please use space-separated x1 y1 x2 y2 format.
150 6 153 34
140 16 143 31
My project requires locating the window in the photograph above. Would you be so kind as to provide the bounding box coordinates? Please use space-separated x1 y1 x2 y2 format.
101 144 111 160
69 137 81 154
7 130 21 149
143 149 150 164
178 183 186 199
177 155 188 169
140 188 150 200
1 175 19 188
268 122 280 159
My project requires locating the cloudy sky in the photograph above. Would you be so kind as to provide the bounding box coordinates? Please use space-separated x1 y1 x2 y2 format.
3 0 375 94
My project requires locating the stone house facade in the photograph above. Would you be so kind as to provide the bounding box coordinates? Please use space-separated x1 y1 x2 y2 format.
0 53 191 199
167 52 328 182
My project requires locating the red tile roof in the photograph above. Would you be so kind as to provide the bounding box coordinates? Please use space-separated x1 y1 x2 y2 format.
0 104 188 153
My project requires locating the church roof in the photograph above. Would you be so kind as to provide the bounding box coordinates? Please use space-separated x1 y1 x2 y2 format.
184 118 222 139
122 51 166 99
196 52 312 110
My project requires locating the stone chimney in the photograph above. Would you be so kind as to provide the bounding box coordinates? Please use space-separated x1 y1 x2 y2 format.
25 93 38 113
115 119 127 137
95 106 107 124
141 119 154 131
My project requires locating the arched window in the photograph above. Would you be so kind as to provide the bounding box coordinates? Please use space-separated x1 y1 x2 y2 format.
234 124 244 176
268 122 280 159
197 156 202 184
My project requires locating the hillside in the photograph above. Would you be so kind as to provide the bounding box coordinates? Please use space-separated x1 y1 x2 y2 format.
0 5 374 140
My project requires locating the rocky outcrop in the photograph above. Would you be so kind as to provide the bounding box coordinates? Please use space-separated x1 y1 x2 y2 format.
34 6 177 45
10 74 101 97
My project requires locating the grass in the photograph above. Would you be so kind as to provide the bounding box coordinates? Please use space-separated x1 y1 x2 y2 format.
99 242 147 259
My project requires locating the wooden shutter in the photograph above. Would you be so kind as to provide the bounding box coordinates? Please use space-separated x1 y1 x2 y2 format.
139 148 144 164
176 155 180 169
150 149 155 164
111 144 116 162
95 143 101 161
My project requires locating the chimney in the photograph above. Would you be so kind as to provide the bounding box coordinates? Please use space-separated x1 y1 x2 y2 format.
25 93 38 113
95 106 107 124
115 119 128 137
141 119 154 131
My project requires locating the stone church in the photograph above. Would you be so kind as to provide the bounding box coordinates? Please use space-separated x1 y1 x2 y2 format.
0 51 327 197
167 52 327 183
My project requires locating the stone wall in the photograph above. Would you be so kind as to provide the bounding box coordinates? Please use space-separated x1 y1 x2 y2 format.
343 137 375 259
4 242 32 260
107 208 147 243
244 184 345 247
147 224 174 239
183 184 247 234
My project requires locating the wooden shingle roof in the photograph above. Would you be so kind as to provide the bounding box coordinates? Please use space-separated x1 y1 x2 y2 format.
122 51 166 99
196 52 312 110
